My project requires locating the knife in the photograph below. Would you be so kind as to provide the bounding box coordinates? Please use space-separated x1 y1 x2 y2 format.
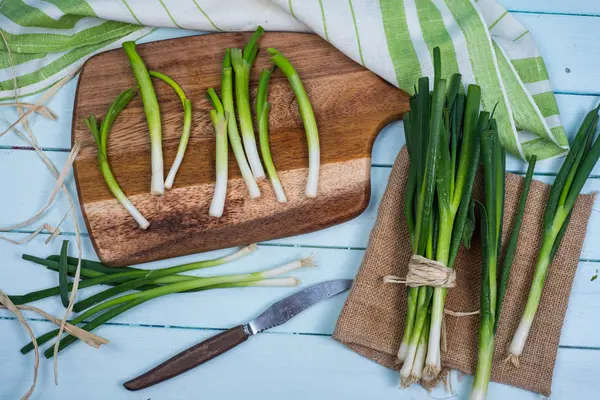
123 278 353 391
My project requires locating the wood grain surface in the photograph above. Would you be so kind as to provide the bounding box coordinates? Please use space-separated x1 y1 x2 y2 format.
72 32 409 266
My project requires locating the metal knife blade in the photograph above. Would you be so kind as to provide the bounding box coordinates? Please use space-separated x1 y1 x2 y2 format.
246 278 353 334
123 279 353 391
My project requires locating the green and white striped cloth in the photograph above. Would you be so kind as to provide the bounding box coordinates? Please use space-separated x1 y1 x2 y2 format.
0 0 568 160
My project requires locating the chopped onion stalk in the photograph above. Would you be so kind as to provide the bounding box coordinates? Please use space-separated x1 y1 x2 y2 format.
508 104 600 366
34 256 313 357
122 41 164 195
84 89 150 230
148 70 192 190
257 67 287 203
221 49 261 198
207 88 229 218
267 47 320 197
230 26 266 180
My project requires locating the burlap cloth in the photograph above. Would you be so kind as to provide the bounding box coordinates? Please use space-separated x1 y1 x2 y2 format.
333 148 596 396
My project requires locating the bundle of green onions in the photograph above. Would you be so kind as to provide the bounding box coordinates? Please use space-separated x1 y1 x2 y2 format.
231 27 266 180
398 47 483 385
268 48 320 198
507 104 600 366
256 66 287 203
12 243 314 357
85 89 150 229
148 70 193 190
207 88 229 217
470 128 536 400
123 41 164 196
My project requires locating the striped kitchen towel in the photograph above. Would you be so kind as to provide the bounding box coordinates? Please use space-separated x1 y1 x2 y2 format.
0 0 568 160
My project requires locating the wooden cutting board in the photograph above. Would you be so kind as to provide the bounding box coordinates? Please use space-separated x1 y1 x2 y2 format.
72 32 409 266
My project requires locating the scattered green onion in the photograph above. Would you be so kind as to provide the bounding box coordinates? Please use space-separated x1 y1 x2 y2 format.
221 49 261 198
58 240 70 307
15 247 255 305
122 41 164 195
508 104 600 366
256 67 287 203
148 70 192 190
230 27 266 180
85 89 150 229
207 88 229 218
267 47 320 197
22 257 311 357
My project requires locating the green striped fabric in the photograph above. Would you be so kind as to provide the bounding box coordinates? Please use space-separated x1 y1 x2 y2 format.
0 0 568 160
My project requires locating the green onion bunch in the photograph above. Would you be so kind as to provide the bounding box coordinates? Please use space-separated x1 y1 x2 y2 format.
398 47 483 386
11 243 312 358
507 104 600 366
470 129 536 400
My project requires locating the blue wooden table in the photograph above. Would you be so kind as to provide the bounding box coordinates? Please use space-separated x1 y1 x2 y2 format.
1 1 600 398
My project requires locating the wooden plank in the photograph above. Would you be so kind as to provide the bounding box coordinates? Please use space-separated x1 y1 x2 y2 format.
0 318 594 399
0 149 85 234
501 0 600 15
1 232 599 348
72 32 407 266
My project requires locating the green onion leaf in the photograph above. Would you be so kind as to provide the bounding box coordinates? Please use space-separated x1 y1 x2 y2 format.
58 240 70 307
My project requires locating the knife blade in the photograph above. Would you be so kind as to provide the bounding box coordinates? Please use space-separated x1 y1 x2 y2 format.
123 279 353 391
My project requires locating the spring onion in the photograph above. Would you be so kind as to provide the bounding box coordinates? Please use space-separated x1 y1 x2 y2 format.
148 70 192 190
207 88 229 218
122 41 164 195
58 240 69 307
221 49 261 198
71 243 254 312
470 136 536 400
267 47 320 197
15 246 256 306
230 27 266 180
508 104 600 366
30 257 311 357
256 67 287 203
398 47 484 385
85 89 150 230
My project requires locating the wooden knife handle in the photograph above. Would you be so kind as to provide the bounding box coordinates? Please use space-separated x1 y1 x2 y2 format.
123 325 250 391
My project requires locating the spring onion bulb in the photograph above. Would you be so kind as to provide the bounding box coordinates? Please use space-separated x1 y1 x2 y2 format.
230 26 266 180
221 49 261 198
38 257 313 357
267 47 320 197
148 70 192 190
207 88 229 218
122 41 164 195
85 89 150 229
256 67 287 203
508 104 600 366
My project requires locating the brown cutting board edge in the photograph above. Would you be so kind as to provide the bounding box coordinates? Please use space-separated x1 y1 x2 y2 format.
72 32 409 267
